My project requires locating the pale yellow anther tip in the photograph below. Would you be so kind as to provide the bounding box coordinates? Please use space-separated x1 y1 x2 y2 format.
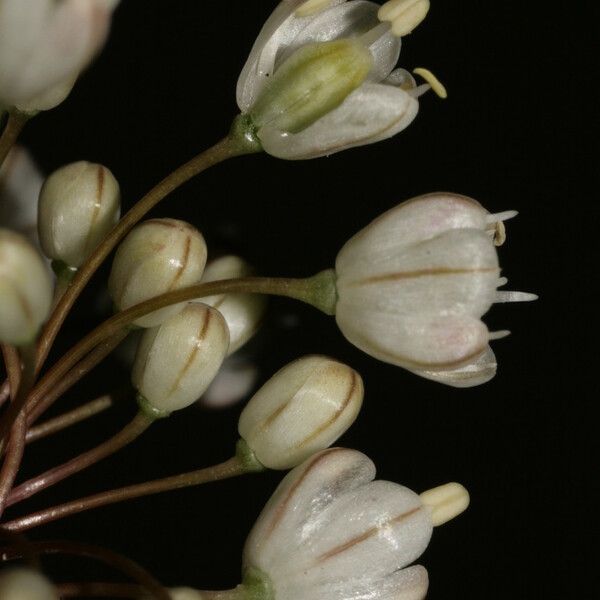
413 67 448 98
420 482 470 526
296 0 334 18
379 0 430 36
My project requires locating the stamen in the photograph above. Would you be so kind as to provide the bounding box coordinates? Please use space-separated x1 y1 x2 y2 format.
407 83 431 98
495 291 539 303
413 68 447 98
295 0 335 18
486 210 518 224
420 482 470 527
497 276 509 287
488 330 511 341
379 0 430 37
360 21 392 48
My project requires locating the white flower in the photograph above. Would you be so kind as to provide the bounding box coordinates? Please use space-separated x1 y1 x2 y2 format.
132 304 229 415
238 356 363 469
0 0 120 112
237 0 436 159
108 218 207 328
38 161 120 268
0 228 53 345
243 448 433 600
335 193 537 387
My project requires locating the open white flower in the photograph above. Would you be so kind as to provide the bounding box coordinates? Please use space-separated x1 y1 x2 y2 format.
335 193 537 387
237 0 438 159
0 0 120 112
243 448 469 600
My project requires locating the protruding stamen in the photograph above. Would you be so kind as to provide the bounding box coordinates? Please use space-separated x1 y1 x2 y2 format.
360 21 392 48
486 210 518 224
413 68 447 98
488 330 511 341
497 276 509 287
379 0 430 37
495 291 539 303
420 482 470 527
295 0 335 17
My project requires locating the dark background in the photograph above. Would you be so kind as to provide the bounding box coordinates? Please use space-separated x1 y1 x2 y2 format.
4 1 594 598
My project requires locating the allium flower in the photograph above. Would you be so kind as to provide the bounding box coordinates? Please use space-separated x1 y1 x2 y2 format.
335 193 537 387
237 0 438 159
243 448 468 600
0 0 120 112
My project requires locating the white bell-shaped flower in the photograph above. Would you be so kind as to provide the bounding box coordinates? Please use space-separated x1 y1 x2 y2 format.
243 448 433 600
38 161 120 268
199 255 266 355
0 228 52 345
0 0 120 112
237 0 436 159
239 356 363 469
0 568 58 600
132 303 229 415
108 218 207 328
335 193 537 387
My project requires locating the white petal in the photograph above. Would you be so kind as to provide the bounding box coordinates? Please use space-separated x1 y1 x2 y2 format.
412 345 497 388
336 193 489 273
337 229 500 317
259 82 418 159
236 0 346 112
368 565 429 600
335 310 491 371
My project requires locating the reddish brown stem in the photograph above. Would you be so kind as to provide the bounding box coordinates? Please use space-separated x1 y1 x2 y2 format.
3 455 252 531
0 540 170 600
6 411 152 507
0 412 26 518
26 330 128 426
1 344 21 399
0 111 29 168
26 395 114 445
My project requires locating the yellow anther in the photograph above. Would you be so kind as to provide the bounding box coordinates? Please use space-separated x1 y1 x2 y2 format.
413 67 448 98
378 0 430 36
420 482 470 527
296 0 335 18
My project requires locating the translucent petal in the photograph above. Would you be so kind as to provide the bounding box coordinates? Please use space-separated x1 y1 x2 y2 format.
259 82 418 159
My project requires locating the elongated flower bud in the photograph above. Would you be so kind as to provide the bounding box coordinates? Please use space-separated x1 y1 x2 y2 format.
249 39 373 135
132 304 229 415
0 568 58 600
0 228 52 345
238 356 363 470
200 255 266 355
108 219 207 328
38 161 120 268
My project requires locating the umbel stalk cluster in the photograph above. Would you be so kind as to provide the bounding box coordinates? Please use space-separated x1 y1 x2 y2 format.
0 0 536 598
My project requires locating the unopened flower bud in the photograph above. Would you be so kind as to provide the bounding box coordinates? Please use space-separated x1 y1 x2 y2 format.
108 219 207 328
0 228 52 345
250 39 373 135
200 255 266 355
38 161 120 268
132 304 229 415
420 482 470 526
238 356 363 470
0 568 58 600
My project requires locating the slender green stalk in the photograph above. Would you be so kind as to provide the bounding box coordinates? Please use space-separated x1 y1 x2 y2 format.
6 410 153 507
35 123 262 376
26 329 129 425
0 540 170 600
0 111 29 169
26 394 114 444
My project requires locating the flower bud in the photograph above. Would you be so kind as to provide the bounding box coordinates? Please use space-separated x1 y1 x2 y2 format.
199 255 266 355
0 228 52 345
249 39 373 135
238 356 363 470
0 568 58 600
132 304 229 415
108 219 207 328
38 161 120 268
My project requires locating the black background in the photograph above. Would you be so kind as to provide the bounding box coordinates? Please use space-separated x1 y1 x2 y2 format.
3 1 594 598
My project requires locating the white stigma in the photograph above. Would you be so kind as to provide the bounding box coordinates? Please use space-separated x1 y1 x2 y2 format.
488 330 511 341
